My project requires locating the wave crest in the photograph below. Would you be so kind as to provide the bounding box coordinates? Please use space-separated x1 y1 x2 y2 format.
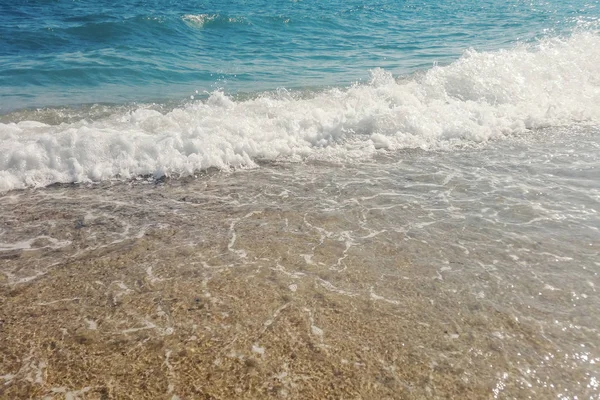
182 14 247 28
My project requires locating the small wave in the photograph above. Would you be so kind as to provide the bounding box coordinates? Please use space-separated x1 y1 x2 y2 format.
182 14 247 28
1 32 599 191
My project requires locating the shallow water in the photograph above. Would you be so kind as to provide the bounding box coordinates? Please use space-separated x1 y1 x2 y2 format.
1 126 598 398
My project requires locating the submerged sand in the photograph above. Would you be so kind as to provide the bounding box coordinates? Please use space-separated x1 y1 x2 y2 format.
1 159 598 399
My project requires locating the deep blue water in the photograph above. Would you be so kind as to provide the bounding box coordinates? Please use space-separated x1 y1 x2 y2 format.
1 0 598 111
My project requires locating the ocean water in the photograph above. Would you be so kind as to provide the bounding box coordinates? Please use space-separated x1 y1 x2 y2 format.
1 0 600 398
0 0 595 112
1 0 600 189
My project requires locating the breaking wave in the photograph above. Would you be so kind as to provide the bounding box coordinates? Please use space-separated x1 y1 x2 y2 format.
1 32 599 191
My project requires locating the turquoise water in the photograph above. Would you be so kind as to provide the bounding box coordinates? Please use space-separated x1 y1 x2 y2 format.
1 0 598 111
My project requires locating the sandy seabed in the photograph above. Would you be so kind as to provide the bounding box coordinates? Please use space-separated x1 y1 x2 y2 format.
1 158 598 399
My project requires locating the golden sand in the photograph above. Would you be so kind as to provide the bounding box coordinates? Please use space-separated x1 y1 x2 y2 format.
0 173 593 399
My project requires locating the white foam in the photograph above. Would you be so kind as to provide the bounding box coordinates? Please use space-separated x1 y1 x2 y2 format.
182 14 218 27
182 14 245 28
1 32 599 191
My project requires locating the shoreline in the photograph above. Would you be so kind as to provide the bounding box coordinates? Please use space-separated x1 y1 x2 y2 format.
2 158 597 399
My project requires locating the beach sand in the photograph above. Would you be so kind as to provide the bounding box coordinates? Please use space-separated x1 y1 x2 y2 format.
1 160 597 399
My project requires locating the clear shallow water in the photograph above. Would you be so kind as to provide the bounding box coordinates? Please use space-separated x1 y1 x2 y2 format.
1 126 598 398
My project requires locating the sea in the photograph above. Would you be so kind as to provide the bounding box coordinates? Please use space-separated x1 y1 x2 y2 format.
0 0 599 398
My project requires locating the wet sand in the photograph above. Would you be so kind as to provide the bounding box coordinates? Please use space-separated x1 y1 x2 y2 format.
1 154 599 399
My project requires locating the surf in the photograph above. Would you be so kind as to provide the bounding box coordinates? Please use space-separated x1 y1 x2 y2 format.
1 32 599 192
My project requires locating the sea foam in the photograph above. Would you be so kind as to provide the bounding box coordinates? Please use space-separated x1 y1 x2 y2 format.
1 32 599 191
